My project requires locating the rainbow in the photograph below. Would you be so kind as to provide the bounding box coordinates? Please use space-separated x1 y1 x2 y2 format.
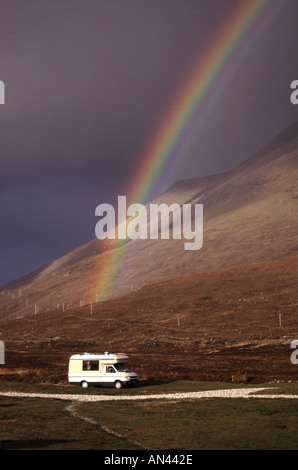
93 0 283 301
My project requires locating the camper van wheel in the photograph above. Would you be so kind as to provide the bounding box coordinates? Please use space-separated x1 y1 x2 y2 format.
114 380 123 389
81 381 88 389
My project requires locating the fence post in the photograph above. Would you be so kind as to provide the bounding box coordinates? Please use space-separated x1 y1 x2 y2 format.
0 341 4 364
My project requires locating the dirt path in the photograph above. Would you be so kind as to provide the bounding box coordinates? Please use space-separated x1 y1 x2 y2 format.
2 387 298 450
1 387 298 401
65 401 149 450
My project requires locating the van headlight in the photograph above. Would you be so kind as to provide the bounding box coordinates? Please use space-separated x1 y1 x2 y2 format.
124 376 130 380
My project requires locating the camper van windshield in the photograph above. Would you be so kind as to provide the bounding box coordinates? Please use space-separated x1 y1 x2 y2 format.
114 363 131 372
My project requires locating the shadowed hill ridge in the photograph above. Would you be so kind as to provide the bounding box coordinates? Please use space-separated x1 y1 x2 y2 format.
1 121 297 318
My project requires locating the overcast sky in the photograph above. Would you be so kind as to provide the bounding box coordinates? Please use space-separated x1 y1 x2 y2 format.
0 0 298 287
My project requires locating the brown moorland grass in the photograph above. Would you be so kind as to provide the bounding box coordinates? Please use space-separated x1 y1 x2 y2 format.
0 254 298 384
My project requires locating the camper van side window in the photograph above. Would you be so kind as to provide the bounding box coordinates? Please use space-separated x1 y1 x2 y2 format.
83 360 99 371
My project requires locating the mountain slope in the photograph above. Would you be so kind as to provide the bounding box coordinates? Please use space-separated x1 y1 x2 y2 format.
1 121 298 318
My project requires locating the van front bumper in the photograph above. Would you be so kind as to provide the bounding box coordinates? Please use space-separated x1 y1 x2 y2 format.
125 376 138 385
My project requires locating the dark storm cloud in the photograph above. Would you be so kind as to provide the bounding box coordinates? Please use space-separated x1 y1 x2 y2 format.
0 0 298 285
1 2 215 189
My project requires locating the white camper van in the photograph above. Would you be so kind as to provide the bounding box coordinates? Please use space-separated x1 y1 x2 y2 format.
68 352 138 389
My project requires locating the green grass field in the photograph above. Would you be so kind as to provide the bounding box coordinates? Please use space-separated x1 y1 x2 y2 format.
0 380 298 450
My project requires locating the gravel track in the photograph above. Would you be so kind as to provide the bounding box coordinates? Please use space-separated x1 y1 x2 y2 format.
2 387 297 450
1 387 298 401
65 401 149 449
